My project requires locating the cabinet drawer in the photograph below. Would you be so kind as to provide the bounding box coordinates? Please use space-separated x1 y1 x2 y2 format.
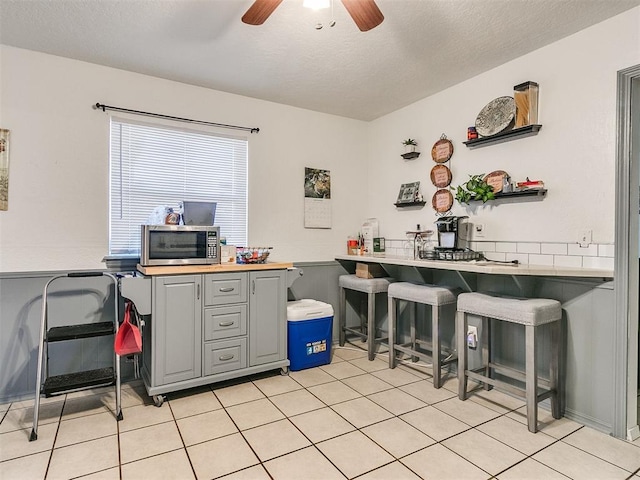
203 338 247 376
203 305 247 341
204 273 247 306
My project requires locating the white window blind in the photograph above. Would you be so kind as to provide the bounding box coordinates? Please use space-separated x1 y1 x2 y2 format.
109 119 248 255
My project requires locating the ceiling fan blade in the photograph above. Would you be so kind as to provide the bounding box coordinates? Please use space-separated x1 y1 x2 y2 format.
341 0 384 31
242 0 283 25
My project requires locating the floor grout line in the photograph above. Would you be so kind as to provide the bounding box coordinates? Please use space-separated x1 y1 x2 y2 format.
2 351 640 479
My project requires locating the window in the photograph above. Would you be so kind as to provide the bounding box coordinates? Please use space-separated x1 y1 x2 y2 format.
109 119 248 255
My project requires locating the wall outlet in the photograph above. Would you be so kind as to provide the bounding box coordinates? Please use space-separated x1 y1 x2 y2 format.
474 224 485 238
467 326 478 349
579 229 592 247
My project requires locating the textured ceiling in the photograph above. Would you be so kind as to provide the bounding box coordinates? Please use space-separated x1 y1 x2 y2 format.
1 0 638 121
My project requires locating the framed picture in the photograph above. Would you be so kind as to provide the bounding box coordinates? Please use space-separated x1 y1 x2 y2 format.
0 129 9 211
396 181 420 204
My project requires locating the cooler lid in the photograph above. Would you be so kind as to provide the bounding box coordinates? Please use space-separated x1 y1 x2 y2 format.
287 299 334 321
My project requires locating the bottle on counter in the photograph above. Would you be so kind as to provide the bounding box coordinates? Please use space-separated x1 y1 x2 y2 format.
347 237 358 255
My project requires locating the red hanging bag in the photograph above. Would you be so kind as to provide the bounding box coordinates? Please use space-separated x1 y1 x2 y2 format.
114 301 142 356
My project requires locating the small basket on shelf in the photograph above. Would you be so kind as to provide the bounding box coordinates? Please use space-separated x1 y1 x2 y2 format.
236 247 272 264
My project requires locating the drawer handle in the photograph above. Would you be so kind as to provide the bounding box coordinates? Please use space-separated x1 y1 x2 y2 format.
219 287 235 293
218 321 235 327
219 354 235 361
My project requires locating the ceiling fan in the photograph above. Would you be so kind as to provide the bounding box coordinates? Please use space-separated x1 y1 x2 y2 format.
241 0 384 32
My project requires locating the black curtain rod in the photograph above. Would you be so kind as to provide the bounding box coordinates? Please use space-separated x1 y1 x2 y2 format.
93 103 259 134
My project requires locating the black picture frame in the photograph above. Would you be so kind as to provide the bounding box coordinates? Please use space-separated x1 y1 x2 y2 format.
396 181 420 204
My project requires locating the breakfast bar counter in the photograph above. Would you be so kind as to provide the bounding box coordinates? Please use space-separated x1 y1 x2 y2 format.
335 254 614 279
335 252 616 434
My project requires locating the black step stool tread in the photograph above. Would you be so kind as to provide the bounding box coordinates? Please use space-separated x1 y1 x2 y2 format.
47 322 114 342
43 367 115 396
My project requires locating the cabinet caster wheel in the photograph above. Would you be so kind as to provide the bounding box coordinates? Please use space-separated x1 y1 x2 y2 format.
116 410 123 421
153 395 165 407
280 367 289 376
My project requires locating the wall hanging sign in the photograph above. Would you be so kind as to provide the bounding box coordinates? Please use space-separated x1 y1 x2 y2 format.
430 164 452 188
304 167 332 229
0 129 9 211
431 134 454 163
484 170 509 193
429 133 454 213
432 189 453 213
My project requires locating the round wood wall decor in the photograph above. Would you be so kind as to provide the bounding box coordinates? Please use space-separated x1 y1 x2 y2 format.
432 189 453 213
484 170 508 193
431 135 454 163
430 164 452 188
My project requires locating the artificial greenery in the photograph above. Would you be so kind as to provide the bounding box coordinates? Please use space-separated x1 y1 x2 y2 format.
451 174 495 204
402 138 417 146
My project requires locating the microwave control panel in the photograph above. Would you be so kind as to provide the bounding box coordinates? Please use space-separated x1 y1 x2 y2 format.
207 231 219 260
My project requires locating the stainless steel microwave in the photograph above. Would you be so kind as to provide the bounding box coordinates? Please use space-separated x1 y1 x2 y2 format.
140 225 220 266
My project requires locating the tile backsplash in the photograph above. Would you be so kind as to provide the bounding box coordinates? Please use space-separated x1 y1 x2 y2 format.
382 239 614 270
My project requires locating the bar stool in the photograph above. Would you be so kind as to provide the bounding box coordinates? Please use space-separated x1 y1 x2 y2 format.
338 275 395 360
388 282 458 388
456 292 562 433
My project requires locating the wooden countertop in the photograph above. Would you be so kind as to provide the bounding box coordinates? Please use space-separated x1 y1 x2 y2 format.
335 254 613 279
137 262 294 276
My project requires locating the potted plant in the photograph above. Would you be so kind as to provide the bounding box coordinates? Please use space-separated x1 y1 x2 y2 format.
402 138 417 153
451 174 495 204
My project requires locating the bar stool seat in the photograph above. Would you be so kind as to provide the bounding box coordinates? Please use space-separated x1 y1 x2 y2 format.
338 274 395 360
457 292 562 433
388 282 458 388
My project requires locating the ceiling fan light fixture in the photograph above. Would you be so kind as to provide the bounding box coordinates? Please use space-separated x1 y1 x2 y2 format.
303 0 330 10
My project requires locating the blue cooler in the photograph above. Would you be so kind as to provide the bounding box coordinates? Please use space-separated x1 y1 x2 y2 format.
287 299 334 371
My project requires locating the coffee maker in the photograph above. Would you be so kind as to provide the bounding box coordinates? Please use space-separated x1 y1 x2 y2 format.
434 216 469 250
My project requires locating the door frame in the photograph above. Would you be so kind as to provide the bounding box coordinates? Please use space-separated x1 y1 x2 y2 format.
615 64 640 440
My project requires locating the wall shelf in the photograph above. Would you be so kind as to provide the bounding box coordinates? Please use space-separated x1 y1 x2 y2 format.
463 125 542 149
394 201 426 208
470 188 547 201
401 151 421 160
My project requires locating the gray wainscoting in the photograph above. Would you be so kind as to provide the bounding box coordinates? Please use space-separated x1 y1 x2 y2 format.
0 262 615 435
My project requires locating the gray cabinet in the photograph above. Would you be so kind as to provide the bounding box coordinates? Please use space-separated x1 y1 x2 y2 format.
141 268 289 398
151 275 202 386
249 270 286 366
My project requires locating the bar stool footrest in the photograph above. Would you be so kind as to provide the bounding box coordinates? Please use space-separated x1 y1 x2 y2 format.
466 368 554 403
343 326 367 340
488 363 553 389
393 343 457 366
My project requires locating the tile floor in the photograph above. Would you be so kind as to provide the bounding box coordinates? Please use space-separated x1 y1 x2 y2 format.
2 346 640 479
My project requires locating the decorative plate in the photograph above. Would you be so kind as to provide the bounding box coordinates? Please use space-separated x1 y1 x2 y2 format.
432 189 453 213
430 164 452 188
475 96 516 137
483 170 508 193
431 136 454 163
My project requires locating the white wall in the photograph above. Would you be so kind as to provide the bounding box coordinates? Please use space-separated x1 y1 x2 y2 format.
367 7 640 245
1 7 639 273
0 47 368 272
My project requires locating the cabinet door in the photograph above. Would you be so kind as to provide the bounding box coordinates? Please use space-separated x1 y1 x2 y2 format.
153 275 202 385
249 270 286 366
